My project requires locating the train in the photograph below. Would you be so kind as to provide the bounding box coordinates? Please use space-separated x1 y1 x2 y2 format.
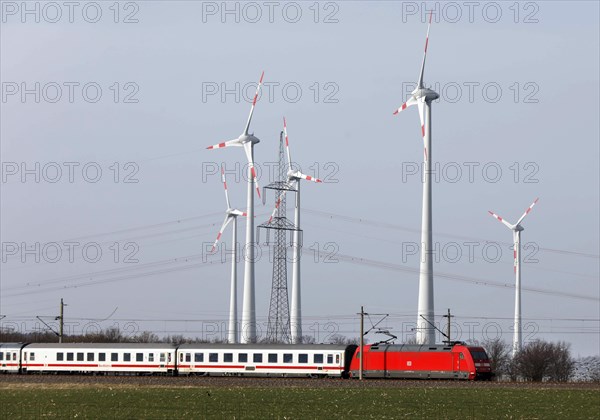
0 341 492 380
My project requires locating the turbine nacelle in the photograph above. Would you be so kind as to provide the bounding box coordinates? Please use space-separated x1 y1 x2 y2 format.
412 87 439 102
287 170 302 181
227 209 246 217
239 134 260 145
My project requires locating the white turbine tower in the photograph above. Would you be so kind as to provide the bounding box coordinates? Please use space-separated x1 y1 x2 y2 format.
207 71 264 343
393 12 439 345
211 166 247 344
267 117 322 343
489 198 539 356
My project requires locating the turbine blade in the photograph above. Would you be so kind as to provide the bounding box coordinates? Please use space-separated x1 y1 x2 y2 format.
393 95 418 115
417 11 433 88
231 209 247 217
243 141 261 199
212 215 233 251
516 198 539 226
244 71 265 136
207 138 241 150
488 210 513 229
267 189 289 224
297 171 322 183
221 165 231 210
417 97 428 161
283 117 292 169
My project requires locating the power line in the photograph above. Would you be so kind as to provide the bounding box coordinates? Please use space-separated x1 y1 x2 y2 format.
303 208 600 260
2 246 597 303
307 249 599 302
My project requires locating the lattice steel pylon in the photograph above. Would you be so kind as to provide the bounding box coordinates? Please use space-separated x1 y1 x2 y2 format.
258 131 300 343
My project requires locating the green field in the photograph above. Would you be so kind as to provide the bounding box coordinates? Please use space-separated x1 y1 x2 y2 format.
1 385 598 419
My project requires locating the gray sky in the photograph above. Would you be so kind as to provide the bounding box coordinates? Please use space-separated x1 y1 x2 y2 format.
1 1 599 356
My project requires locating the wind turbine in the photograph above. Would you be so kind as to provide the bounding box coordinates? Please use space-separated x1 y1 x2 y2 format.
211 166 247 344
267 117 322 343
393 12 439 345
207 71 264 343
489 198 539 356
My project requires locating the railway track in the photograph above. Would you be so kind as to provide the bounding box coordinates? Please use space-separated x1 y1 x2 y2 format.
0 374 597 390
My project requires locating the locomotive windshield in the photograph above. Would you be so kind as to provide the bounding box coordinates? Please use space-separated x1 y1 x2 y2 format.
470 350 489 360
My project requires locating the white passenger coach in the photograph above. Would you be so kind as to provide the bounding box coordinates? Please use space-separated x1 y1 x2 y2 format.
176 344 352 377
20 343 177 375
0 343 25 373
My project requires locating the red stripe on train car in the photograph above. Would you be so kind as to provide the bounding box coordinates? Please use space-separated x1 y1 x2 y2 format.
48 364 99 368
111 364 163 368
189 365 245 369
255 365 343 370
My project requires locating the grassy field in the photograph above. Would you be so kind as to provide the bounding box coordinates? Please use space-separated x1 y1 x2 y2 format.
1 384 598 419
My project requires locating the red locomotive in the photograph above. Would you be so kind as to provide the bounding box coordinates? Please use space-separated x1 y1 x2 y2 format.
349 342 492 380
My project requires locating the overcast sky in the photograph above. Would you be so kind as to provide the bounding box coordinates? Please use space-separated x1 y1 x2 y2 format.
1 1 598 356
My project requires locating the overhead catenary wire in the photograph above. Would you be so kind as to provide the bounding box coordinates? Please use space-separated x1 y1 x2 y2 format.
2 245 597 303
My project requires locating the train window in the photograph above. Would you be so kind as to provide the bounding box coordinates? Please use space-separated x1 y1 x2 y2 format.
283 354 293 363
298 354 308 363
57 352 64 361
12 353 17 361
160 353 166 363
314 354 323 364
224 353 233 363
99 353 106 362
124 353 131 362
77 353 84 361
327 354 333 364
336 355 340 364
253 354 263 363
268 354 277 363
23 352 27 361
136 353 144 362
0 352 3 361
185 353 191 363
209 353 218 363
149 354 154 362
179 353 184 363
67 353 74 361
355 352 360 359
87 353 94 362
194 353 204 363
111 353 118 362
460 353 465 360
238 353 248 363
470 351 489 360
168 354 172 363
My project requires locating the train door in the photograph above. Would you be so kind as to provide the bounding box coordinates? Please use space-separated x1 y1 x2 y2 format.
362 348 373 375
453 352 465 375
